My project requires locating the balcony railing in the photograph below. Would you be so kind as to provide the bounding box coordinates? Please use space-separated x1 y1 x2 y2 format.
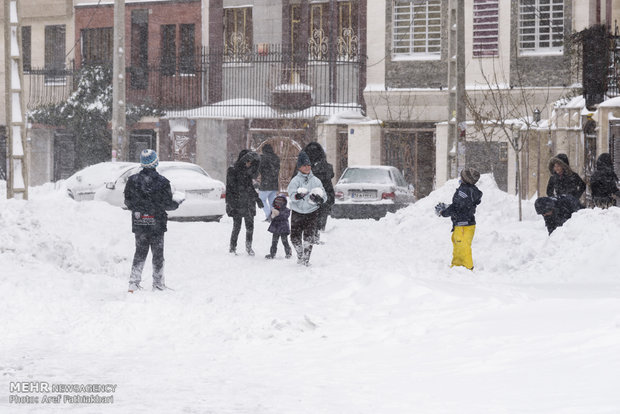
26 44 366 118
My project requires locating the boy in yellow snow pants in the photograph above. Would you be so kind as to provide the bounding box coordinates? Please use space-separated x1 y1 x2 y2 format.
436 167 483 271
450 225 476 269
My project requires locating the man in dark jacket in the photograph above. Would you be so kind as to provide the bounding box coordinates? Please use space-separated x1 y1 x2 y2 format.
124 149 181 292
226 150 263 255
590 153 620 208
546 153 586 203
301 142 335 240
435 167 483 270
258 144 281 221
535 194 582 234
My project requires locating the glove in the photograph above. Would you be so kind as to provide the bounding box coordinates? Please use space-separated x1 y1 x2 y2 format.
271 208 280 218
294 192 306 200
256 198 264 209
309 194 324 205
435 202 447 216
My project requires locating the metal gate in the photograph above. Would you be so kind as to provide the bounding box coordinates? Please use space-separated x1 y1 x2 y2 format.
383 128 435 198
255 136 303 193
610 121 620 175
336 129 348 180
464 141 508 192
129 131 156 162
53 132 77 181
0 127 6 180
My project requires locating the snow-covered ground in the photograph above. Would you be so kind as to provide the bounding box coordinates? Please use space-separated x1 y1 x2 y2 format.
1 175 620 413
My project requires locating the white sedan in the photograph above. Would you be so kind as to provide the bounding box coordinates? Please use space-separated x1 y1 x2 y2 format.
65 161 226 222
331 166 415 220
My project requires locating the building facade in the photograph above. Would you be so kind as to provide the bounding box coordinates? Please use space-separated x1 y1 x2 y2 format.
364 0 620 199
0 0 74 184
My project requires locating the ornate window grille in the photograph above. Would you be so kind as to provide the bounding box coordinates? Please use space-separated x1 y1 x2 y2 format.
224 7 253 62
337 1 358 61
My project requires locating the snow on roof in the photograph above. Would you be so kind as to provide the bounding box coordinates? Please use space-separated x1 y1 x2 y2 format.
76 0 175 6
164 101 364 120
597 96 620 108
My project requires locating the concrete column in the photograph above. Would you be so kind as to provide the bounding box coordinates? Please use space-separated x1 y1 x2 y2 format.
347 123 381 166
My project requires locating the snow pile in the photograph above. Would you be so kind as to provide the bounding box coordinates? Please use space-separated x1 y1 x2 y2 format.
1 177 619 413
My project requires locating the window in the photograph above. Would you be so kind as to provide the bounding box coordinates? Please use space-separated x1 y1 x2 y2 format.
81 27 113 65
392 0 441 59
473 0 499 57
179 24 195 74
131 10 149 89
21 26 31 72
161 24 176 76
519 0 564 55
224 7 253 60
309 3 329 60
290 4 301 54
45 25 66 83
337 1 359 61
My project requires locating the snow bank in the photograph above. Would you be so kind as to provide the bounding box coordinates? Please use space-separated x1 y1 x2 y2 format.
1 177 619 413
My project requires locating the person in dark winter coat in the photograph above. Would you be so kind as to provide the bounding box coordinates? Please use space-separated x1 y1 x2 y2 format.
301 142 335 239
124 149 181 292
258 144 281 221
546 153 586 202
265 194 292 259
590 153 620 208
435 167 483 270
288 151 326 266
226 150 263 255
535 194 582 234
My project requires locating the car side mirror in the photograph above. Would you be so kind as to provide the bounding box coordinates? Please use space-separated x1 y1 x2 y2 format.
105 182 115 190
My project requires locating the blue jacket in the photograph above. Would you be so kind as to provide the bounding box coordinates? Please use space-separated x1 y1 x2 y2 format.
268 204 291 235
441 182 483 229
287 171 326 214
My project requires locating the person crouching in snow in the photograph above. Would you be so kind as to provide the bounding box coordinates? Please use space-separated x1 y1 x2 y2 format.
287 151 326 266
534 195 582 235
435 167 483 270
265 194 292 259
124 149 183 292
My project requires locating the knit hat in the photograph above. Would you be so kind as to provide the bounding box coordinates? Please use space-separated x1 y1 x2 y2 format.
296 151 311 169
140 149 159 169
460 167 480 185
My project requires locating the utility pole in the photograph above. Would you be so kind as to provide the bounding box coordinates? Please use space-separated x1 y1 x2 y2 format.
447 0 465 179
112 0 126 161
4 0 29 199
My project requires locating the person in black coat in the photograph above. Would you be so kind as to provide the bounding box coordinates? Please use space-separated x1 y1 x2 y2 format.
226 150 263 255
435 167 483 270
124 149 181 292
535 194 582 234
258 144 281 221
265 194 292 259
546 153 586 202
301 142 335 239
590 153 620 208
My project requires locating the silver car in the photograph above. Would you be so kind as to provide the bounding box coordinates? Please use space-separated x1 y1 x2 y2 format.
331 166 415 220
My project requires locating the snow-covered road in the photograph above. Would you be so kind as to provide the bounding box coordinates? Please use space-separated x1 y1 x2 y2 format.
1 176 619 413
